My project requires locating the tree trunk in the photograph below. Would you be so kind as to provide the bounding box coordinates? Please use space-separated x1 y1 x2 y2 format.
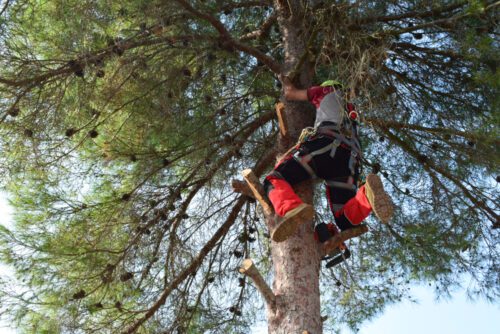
267 222 323 333
266 2 323 333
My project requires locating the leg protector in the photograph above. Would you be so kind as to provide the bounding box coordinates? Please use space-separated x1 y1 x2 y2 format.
326 184 356 214
334 174 394 228
325 180 358 231
264 175 304 217
263 150 312 217
334 185 371 230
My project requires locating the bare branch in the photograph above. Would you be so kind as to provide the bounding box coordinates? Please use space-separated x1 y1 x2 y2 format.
323 225 369 256
239 258 276 310
275 102 289 137
0 0 10 16
241 169 274 216
231 179 255 198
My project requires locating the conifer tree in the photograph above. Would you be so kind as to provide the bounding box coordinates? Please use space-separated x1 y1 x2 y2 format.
0 1 498 333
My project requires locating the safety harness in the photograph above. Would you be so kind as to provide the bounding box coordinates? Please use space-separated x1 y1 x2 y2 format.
292 98 362 191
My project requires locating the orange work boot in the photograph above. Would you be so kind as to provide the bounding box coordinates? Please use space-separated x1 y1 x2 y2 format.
365 173 394 224
271 203 315 242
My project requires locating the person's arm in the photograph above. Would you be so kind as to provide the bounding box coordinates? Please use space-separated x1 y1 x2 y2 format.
281 76 308 101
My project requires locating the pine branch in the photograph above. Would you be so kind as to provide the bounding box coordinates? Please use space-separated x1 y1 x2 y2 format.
240 13 278 41
390 42 463 60
381 64 469 106
355 1 468 25
123 197 247 334
121 109 276 331
382 2 500 36
0 0 10 16
0 33 215 88
366 118 498 144
219 1 272 12
381 127 499 225
174 0 281 74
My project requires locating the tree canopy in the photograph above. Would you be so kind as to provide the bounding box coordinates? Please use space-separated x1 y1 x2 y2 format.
0 0 498 333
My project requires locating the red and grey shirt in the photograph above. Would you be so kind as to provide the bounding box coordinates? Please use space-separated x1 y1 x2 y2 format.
307 86 345 128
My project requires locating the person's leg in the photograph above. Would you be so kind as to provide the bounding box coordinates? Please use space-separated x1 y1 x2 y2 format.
263 150 314 242
263 155 311 217
265 136 337 215
308 137 393 228
315 178 357 241
298 138 358 240
335 174 394 228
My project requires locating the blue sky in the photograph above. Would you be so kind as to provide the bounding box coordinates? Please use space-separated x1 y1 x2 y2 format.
357 285 500 334
249 285 500 334
250 285 500 334
1 192 499 334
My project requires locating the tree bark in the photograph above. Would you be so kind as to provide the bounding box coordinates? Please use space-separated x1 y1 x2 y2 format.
266 1 322 333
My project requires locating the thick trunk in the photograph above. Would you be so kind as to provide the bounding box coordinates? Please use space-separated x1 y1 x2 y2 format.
266 1 323 333
267 221 323 333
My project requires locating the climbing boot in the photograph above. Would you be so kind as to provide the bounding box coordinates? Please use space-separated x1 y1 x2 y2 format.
365 173 394 224
271 203 315 242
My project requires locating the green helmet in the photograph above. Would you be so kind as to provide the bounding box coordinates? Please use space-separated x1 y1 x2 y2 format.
320 79 344 88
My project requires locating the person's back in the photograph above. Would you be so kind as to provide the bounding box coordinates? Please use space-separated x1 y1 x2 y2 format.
307 85 345 127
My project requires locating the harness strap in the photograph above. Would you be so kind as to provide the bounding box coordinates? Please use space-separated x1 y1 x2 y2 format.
291 125 363 180
316 128 362 157
318 123 341 131
293 151 316 178
351 136 362 154
310 141 337 157
329 139 341 158
348 150 358 176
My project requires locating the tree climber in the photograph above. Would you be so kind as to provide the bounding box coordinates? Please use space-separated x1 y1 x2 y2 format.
263 77 394 243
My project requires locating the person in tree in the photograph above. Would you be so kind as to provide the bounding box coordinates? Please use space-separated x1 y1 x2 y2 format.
264 77 394 243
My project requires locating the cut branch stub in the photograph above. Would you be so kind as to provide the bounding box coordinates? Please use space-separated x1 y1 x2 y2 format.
322 225 369 256
241 169 274 216
275 102 289 138
231 179 255 199
239 258 276 310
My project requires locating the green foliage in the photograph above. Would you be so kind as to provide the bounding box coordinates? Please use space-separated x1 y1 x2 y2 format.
0 0 498 333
